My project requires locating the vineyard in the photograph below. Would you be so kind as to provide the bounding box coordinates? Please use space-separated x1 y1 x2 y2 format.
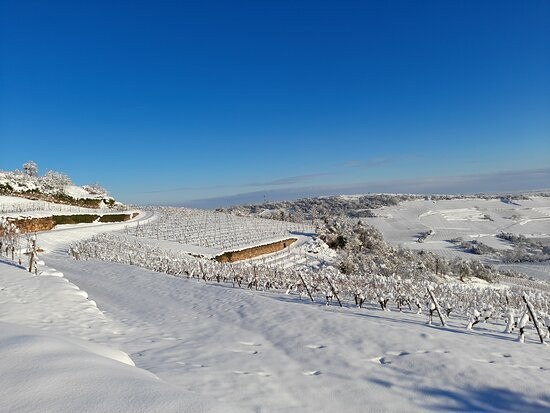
71 232 550 344
0 197 103 216
125 207 313 252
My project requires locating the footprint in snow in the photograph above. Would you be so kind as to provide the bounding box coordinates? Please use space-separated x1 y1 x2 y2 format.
303 370 322 376
306 344 325 349
256 372 271 377
231 349 258 355
175 361 206 368
369 356 392 365
234 370 250 375
238 341 262 346
472 358 496 364
387 351 410 357
491 352 512 358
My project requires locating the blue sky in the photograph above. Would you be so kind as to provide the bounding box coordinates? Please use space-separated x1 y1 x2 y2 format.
1 1 549 207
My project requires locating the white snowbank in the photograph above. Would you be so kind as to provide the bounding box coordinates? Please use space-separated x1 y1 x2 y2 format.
0 322 227 413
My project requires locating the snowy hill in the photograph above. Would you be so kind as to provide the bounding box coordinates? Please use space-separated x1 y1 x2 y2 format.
359 196 550 281
223 193 550 282
0 162 121 209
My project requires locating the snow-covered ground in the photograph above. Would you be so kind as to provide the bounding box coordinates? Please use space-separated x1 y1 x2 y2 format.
44 254 550 412
363 196 550 280
0 258 229 412
1 208 549 411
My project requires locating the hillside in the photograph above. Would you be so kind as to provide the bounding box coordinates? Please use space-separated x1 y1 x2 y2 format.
0 161 120 209
222 193 550 282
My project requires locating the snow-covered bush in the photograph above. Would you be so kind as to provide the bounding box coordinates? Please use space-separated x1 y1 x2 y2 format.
82 183 109 198
498 233 550 262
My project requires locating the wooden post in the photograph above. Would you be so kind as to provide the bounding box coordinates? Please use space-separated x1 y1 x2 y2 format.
427 287 446 327
522 294 545 344
28 237 36 273
199 261 207 282
297 271 314 302
326 276 342 307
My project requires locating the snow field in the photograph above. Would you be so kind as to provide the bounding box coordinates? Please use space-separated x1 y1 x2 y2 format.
0 253 233 412
0 323 228 413
364 197 550 279
48 257 550 412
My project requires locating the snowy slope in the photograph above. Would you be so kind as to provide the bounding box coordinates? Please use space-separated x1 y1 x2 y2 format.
0 323 229 413
0 171 108 200
363 197 550 280
48 256 550 412
0 259 231 412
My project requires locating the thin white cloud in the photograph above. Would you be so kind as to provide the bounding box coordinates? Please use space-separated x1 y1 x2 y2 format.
181 167 550 208
245 173 329 187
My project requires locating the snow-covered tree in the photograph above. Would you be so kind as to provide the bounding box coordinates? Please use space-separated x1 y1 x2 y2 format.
23 160 38 177
42 170 72 192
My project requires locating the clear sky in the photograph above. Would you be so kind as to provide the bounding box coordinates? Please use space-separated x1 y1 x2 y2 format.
1 1 549 207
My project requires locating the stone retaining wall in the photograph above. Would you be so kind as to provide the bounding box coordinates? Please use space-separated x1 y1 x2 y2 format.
215 238 297 263
0 213 135 236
